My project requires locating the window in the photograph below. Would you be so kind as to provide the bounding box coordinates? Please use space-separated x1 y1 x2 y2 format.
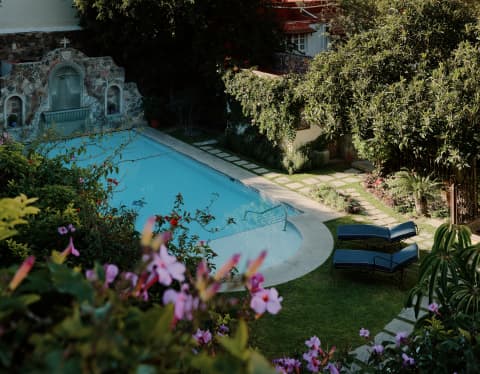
6 96 23 127
287 34 307 54
106 85 121 115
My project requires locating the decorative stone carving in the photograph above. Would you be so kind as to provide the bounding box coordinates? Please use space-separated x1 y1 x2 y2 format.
0 47 144 140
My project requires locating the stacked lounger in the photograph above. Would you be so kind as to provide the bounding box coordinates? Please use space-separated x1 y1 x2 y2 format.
336 221 418 243
333 222 420 280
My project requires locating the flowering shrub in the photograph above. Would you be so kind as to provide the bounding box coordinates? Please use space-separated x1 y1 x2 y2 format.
0 196 285 372
0 138 139 269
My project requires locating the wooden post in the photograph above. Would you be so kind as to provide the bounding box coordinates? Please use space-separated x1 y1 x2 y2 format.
450 182 457 224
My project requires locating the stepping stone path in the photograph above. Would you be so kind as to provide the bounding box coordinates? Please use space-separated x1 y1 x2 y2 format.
190 139 444 372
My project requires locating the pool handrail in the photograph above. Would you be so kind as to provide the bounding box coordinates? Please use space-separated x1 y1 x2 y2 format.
243 204 288 231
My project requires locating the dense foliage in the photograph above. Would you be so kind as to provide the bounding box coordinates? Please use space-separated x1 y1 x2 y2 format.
0 136 140 269
0 199 281 373
223 70 302 142
73 0 282 128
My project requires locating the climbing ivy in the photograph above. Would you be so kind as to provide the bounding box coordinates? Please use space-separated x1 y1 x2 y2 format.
223 70 302 143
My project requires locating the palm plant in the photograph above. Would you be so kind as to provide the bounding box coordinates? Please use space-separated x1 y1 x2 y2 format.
407 224 480 317
388 169 441 216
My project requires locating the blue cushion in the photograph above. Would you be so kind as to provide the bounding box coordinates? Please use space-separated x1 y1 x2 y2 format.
391 243 419 271
337 224 390 241
389 221 417 242
337 221 417 242
333 243 419 273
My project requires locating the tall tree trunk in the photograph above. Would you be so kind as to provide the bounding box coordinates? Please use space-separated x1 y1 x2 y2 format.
450 161 478 224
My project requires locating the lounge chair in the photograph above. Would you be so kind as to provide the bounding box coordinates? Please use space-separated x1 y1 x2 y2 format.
332 243 419 280
337 221 417 243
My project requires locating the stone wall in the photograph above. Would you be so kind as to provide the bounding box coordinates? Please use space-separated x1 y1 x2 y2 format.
0 31 83 62
0 47 144 140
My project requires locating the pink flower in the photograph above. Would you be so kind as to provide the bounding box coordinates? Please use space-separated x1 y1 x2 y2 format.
140 216 156 247
326 363 339 374
245 250 267 278
147 245 185 286
193 328 212 345
250 288 283 316
359 328 370 338
78 177 85 184
217 324 229 337
104 264 119 285
303 351 320 373
61 236 79 257
57 226 68 235
163 284 199 323
395 331 408 347
402 353 415 367
85 269 97 281
67 224 76 233
305 336 321 350
272 357 301 373
9 256 35 291
372 344 384 355
247 272 264 293
122 271 138 288
428 302 439 314
214 253 240 281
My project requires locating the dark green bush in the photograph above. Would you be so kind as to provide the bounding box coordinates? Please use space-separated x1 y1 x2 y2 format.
0 139 140 270
310 184 362 214
222 125 284 169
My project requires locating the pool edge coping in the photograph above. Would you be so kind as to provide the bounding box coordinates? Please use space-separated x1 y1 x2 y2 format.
140 127 341 287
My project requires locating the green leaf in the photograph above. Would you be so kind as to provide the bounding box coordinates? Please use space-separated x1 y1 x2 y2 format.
218 320 249 361
247 351 276 374
0 294 41 320
48 262 94 303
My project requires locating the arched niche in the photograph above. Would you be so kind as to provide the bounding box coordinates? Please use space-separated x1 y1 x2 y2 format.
105 84 122 116
3 94 25 127
48 62 84 111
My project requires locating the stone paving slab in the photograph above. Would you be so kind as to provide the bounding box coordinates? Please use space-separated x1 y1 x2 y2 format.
193 139 218 146
274 176 292 184
422 240 433 248
332 172 348 179
199 146 213 150
217 152 231 158
343 177 362 183
243 163 260 169
234 160 249 166
253 167 269 174
207 149 222 154
384 318 414 336
374 332 395 345
299 187 312 195
374 213 391 220
286 182 305 190
225 156 240 162
383 217 399 225
303 177 321 185
263 172 282 179
315 175 334 182
330 180 347 187
351 345 370 363
398 307 427 322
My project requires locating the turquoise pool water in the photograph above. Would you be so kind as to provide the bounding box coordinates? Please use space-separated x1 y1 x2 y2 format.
49 131 302 269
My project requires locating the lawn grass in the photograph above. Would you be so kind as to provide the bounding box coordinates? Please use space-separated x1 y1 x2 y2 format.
249 216 418 359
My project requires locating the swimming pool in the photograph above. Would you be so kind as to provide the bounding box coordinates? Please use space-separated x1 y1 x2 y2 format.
49 130 302 269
